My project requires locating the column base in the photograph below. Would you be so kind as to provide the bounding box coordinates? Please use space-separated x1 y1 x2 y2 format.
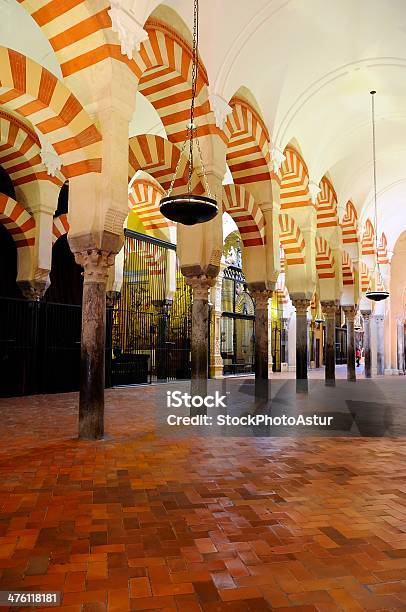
296 379 308 393
209 364 224 379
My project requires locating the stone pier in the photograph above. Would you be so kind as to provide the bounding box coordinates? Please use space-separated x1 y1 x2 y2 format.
322 301 337 387
74 248 114 440
343 306 356 382
292 299 310 393
362 310 372 379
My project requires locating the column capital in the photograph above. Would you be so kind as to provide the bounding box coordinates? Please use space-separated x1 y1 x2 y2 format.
374 314 385 323
74 249 115 283
342 305 356 322
292 298 310 316
250 289 272 309
18 277 49 301
361 309 372 321
321 300 338 317
186 275 215 299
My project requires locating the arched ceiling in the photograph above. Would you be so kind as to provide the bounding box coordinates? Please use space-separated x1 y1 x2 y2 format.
140 0 406 251
2 0 406 250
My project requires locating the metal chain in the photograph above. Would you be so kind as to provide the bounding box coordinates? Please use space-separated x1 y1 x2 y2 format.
166 138 188 197
167 0 212 199
187 0 199 192
371 91 379 265
196 136 212 198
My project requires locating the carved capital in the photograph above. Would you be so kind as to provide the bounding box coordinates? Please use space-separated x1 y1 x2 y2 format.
321 300 337 318
361 310 372 322
74 249 116 283
342 305 356 323
250 289 272 309
208 90 232 130
292 298 310 316
185 275 215 300
108 1 149 60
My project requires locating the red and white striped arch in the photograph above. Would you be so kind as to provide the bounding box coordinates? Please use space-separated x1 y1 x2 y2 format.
0 47 102 178
134 20 215 144
275 264 290 306
341 200 358 244
129 179 174 233
128 134 189 192
360 261 371 292
317 176 338 228
279 213 306 265
16 0 114 78
361 218 376 256
342 251 355 286
315 235 335 279
224 98 271 185
222 184 265 247
0 193 35 248
378 232 389 264
280 146 311 209
52 213 69 244
0 110 64 187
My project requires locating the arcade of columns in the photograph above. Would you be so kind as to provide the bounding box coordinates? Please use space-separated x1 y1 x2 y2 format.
1 3 405 439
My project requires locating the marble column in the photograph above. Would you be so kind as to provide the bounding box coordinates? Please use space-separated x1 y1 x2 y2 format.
189 278 211 397
292 299 310 393
74 249 114 440
343 306 356 382
397 317 405 374
361 310 372 379
322 301 337 387
251 289 271 402
375 314 385 376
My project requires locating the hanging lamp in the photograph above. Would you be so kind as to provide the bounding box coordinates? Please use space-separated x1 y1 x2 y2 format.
159 0 218 226
365 91 389 302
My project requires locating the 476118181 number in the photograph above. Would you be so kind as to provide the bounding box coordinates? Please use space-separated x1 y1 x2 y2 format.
0 591 61 607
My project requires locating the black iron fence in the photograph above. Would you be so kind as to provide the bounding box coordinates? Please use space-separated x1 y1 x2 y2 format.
0 231 191 396
0 297 112 397
111 230 192 385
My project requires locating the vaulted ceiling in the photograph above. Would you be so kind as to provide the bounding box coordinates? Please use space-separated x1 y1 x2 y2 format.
1 0 406 251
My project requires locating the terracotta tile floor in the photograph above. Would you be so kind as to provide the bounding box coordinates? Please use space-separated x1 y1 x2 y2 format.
0 377 406 611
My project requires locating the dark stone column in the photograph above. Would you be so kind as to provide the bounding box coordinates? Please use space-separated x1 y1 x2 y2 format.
251 288 272 403
292 299 310 393
343 306 356 382
74 249 114 440
322 301 337 387
375 314 385 376
361 310 372 378
189 278 211 398
397 317 405 374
